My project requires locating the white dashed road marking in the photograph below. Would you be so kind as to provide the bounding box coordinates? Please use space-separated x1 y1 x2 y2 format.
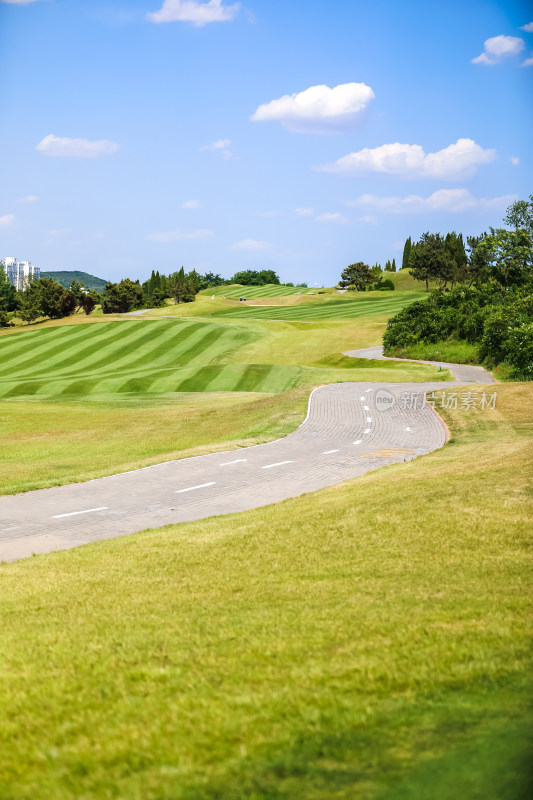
220 459 247 466
262 461 294 469
175 482 216 494
322 449 339 454
353 440 362 445
366 417 372 422
364 428 371 434
53 507 108 519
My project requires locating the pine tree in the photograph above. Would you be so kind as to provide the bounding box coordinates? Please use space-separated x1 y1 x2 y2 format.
391 257 396 272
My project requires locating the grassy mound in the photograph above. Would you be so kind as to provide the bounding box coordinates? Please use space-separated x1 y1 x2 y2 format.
0 383 531 799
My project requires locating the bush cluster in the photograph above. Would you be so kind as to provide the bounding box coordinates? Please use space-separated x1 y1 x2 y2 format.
383 284 533 379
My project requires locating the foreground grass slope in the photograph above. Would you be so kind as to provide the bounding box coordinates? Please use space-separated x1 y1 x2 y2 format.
1 383 531 799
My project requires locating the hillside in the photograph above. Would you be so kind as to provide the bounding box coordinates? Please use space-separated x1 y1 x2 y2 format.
40 270 108 291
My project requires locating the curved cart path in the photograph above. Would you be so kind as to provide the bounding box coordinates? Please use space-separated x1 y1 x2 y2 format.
0 353 495 563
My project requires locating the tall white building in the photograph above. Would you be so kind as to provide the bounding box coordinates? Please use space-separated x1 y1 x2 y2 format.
3 257 40 290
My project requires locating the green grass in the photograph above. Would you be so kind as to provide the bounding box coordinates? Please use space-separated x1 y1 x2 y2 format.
388 340 481 364
200 283 306 299
0 382 531 799
0 312 449 493
0 316 446 402
212 292 424 321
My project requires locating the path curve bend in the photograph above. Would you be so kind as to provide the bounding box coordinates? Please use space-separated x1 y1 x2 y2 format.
0 349 494 562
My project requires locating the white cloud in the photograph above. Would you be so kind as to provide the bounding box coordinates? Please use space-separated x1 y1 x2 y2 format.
36 134 120 159
358 215 378 225
294 207 314 217
230 238 271 251
181 199 203 209
199 138 233 160
147 0 239 26
522 56 533 67
146 228 213 242
18 194 39 204
520 22 533 32
510 156 520 166
472 35 525 64
0 214 15 227
318 138 497 180
348 189 516 214
315 212 349 224
251 82 375 133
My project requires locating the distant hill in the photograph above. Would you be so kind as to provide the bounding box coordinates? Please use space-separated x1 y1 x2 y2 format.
40 271 108 291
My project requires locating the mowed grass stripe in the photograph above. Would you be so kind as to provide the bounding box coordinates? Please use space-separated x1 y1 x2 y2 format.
214 295 420 321
69 320 187 376
0 324 110 377
203 284 303 299
54 321 175 376
30 322 157 379
54 327 235 397
2 322 126 379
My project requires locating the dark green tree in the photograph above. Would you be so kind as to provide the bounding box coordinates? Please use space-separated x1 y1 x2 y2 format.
0 295 8 327
80 293 97 315
17 280 42 323
169 267 196 304
101 279 144 313
467 234 490 285
402 237 412 270
338 262 373 291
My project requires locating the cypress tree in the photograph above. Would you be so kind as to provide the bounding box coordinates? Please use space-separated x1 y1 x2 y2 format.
392 257 396 272
402 237 412 270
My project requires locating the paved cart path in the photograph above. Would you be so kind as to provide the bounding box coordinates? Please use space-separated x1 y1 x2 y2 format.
0 351 495 563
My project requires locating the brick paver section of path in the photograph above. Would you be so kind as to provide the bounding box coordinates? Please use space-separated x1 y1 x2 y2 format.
0 350 495 562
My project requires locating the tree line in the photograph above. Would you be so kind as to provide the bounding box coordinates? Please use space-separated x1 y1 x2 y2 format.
0 265 298 326
383 196 533 379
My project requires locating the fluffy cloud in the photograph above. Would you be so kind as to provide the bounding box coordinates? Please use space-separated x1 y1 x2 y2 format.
472 35 525 64
0 214 15 227
181 199 203 209
146 228 213 242
147 0 239 26
315 212 349 224
230 238 271 251
347 189 516 214
199 138 233 159
294 207 314 217
318 138 497 180
18 194 38 204
520 22 533 32
510 156 520 166
251 82 375 133
36 134 120 159
522 56 533 67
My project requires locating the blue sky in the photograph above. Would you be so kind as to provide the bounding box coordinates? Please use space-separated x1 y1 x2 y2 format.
1 0 531 285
